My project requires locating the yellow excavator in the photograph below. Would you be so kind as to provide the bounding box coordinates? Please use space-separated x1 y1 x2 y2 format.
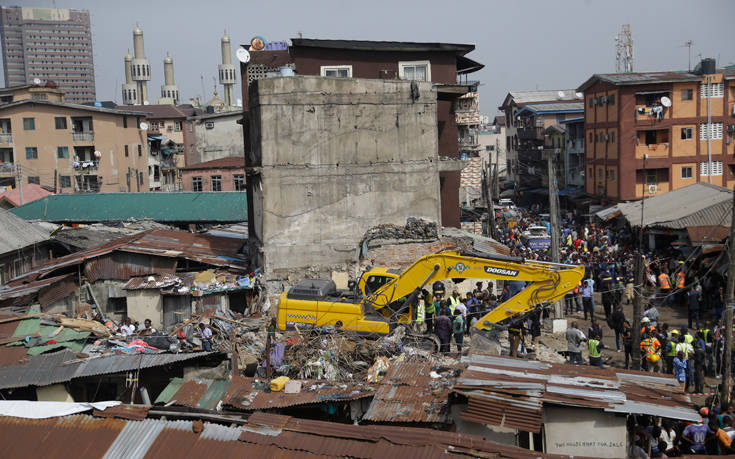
277 249 585 337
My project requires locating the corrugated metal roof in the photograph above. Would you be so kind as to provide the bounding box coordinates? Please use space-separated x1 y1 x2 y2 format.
156 375 376 411
0 349 215 390
454 354 698 424
0 210 50 255
10 228 247 285
0 274 75 305
363 360 457 423
103 418 180 459
613 183 732 229
123 275 181 290
577 71 702 92
0 415 126 459
505 89 582 105
10 192 248 223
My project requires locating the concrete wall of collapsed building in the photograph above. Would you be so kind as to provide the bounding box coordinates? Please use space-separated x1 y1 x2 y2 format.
127 289 163 329
543 406 626 457
189 113 244 164
248 76 441 278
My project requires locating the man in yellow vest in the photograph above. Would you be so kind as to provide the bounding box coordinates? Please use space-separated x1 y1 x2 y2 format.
588 332 604 367
449 290 461 315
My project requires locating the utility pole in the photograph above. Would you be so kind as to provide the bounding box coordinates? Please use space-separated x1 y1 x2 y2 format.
15 164 23 205
485 159 497 240
721 186 735 411
494 139 500 198
547 152 562 317
53 170 58 194
632 154 648 370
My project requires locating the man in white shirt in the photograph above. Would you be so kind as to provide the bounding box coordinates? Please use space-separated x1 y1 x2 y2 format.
119 317 135 337
199 322 213 351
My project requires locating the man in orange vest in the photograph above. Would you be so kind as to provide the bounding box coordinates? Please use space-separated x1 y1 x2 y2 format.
675 267 687 307
658 269 672 306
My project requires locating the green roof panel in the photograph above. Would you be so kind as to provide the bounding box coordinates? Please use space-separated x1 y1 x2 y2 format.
154 377 185 404
10 192 248 223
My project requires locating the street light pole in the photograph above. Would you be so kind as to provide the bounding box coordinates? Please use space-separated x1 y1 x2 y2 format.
632 154 647 370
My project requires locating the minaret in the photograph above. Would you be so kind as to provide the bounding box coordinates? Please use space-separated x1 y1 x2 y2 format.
161 55 180 104
218 32 236 107
131 25 150 104
121 52 137 105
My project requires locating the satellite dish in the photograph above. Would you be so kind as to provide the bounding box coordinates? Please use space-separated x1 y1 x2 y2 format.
236 47 250 64
557 91 565 99
32 78 41 85
94 150 102 158
660 96 672 107
575 92 583 98
139 122 149 130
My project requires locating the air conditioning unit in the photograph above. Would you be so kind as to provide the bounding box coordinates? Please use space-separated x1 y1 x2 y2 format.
205 121 215 129
727 124 735 134
648 184 658 194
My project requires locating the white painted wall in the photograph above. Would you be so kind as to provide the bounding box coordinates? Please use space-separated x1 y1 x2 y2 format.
543 405 626 458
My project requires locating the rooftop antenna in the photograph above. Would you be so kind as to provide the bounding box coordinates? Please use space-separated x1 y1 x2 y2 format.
200 75 205 101
615 24 634 73
681 40 694 71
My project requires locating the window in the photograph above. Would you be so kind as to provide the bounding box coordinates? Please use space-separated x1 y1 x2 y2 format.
28 176 39 184
25 147 38 159
124 145 129 157
610 131 615 143
588 98 594 108
700 122 723 140
59 175 71 188
174 121 182 131
645 131 657 145
192 176 202 192
398 61 431 81
681 127 693 140
589 132 593 143
681 166 693 179
54 117 67 129
123 116 128 128
320 65 352 78
608 169 615 181
23 118 35 130
700 83 724 98
681 89 693 101
234 174 245 191
608 94 615 105
137 144 142 156
700 161 723 176
598 169 603 179
151 121 159 131
57 146 69 158
211 175 222 191
139 171 144 185
646 170 657 184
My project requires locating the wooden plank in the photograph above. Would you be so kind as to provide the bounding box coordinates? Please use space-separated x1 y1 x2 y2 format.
0 332 41 345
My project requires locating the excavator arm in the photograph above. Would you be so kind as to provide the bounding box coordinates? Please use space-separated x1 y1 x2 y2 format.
367 250 584 329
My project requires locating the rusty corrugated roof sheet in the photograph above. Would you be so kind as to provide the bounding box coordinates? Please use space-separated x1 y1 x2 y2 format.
363 359 459 423
92 404 151 421
0 273 75 306
124 274 181 290
10 228 247 285
0 415 126 459
246 412 550 458
156 375 376 411
455 354 699 424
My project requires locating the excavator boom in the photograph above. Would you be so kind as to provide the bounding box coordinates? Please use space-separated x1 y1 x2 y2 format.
368 250 585 329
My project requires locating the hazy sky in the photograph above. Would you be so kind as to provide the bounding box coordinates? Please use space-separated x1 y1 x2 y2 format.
4 0 734 114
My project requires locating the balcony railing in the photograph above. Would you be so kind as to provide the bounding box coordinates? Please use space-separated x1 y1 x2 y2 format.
0 162 14 174
160 157 178 169
72 131 94 142
0 133 12 144
517 126 544 141
73 160 98 173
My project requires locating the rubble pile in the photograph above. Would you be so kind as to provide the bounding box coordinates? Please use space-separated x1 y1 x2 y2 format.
363 217 438 243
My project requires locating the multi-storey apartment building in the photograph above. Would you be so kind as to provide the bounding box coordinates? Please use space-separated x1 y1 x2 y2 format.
241 38 484 228
0 6 95 103
0 98 149 193
499 90 583 188
578 59 735 200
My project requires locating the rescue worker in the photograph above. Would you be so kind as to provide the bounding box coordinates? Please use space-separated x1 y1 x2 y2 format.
449 290 461 315
676 268 687 307
658 269 671 305
599 267 614 320
640 330 662 373
423 289 435 334
588 332 604 367
676 332 695 392
664 328 680 375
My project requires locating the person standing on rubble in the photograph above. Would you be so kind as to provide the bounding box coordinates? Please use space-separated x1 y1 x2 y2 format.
452 309 464 354
565 322 586 365
421 289 435 334
198 322 213 351
434 307 452 354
